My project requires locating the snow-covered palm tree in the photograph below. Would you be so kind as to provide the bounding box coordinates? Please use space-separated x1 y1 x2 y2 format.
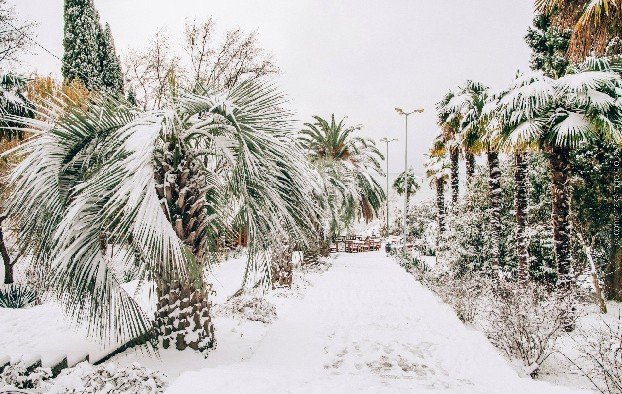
300 114 385 242
436 91 462 203
440 81 502 270
535 0 622 60
3 80 320 350
425 140 450 242
492 57 622 291
393 168 421 199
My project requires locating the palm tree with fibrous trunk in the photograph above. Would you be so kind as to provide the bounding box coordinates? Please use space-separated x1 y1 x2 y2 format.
425 141 449 244
3 79 320 353
535 0 622 60
441 81 501 271
492 57 622 293
436 91 462 203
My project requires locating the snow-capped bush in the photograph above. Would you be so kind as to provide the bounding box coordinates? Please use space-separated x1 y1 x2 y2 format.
564 315 622 393
482 280 576 377
42 362 167 394
0 283 37 308
438 274 490 325
215 296 277 324
0 361 52 390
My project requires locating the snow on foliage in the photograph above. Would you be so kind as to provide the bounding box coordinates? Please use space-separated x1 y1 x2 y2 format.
0 362 53 391
42 362 167 394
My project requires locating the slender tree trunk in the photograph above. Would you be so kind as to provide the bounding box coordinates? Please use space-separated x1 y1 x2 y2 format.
0 215 13 284
155 278 215 352
436 177 445 243
465 151 475 184
606 175 622 300
515 152 528 283
450 148 459 205
577 232 607 313
488 150 502 271
549 146 573 292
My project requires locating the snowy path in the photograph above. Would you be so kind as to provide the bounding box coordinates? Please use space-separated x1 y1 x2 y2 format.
168 252 586 393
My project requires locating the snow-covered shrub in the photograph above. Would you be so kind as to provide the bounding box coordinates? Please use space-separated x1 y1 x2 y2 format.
482 280 576 377
42 362 167 394
439 155 556 282
563 315 622 393
0 361 52 390
405 200 437 255
0 283 37 308
391 249 427 273
215 296 277 324
438 274 490 325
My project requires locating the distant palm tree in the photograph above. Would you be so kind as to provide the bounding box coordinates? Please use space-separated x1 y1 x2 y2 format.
487 79 535 283
441 81 501 270
300 114 385 236
536 0 622 60
393 168 421 199
436 91 461 203
4 80 319 351
425 140 449 242
492 57 622 291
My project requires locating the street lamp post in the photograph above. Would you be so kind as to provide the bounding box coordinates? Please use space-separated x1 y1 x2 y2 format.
379 137 397 238
395 107 424 254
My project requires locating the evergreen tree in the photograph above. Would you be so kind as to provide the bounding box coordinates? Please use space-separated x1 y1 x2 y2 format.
62 0 101 90
525 13 571 78
98 22 124 95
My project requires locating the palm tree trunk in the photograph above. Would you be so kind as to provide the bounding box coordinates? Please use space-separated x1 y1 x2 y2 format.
153 142 216 353
515 152 528 283
155 278 215 352
487 150 502 271
271 245 293 288
465 152 476 184
450 148 459 204
436 177 445 242
549 146 573 292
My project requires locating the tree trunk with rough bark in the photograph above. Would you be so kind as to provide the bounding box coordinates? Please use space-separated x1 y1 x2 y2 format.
271 245 293 288
488 150 502 271
436 177 445 242
155 278 215 352
514 152 528 283
450 148 459 205
465 151 475 184
152 140 217 353
549 146 573 292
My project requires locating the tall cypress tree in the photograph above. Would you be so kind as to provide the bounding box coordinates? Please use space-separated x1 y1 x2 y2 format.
62 0 101 90
98 22 124 95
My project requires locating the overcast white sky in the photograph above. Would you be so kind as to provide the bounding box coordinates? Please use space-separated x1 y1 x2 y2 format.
12 0 534 183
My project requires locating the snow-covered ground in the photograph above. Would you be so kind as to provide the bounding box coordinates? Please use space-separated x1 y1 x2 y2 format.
1 252 595 393
168 252 587 393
